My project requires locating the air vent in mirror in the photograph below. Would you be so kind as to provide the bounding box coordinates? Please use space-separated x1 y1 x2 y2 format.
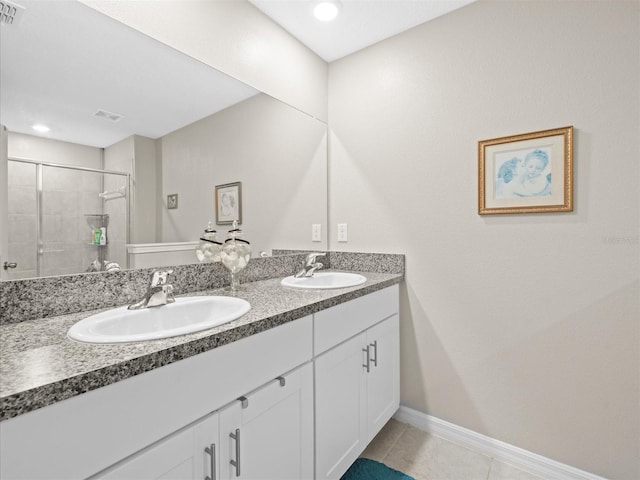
0 0 24 26
93 109 125 123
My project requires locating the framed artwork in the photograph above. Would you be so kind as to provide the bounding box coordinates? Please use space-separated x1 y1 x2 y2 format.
215 181 242 225
167 193 178 210
478 126 573 215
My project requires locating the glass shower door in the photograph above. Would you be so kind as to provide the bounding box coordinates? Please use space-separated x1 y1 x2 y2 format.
5 160 37 279
6 159 129 278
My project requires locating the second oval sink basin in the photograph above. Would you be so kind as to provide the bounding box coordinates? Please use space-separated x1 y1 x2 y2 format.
68 296 251 344
281 272 366 289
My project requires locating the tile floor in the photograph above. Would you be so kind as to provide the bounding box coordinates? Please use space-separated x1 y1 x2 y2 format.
360 419 548 480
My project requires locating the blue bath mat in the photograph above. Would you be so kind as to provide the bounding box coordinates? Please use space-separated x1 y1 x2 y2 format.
341 458 415 480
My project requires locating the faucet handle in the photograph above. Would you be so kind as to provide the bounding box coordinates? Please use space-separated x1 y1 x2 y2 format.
149 269 173 287
163 284 176 304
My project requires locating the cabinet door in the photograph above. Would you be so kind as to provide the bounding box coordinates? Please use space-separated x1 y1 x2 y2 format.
315 333 368 480
365 315 400 443
97 412 219 480
218 363 313 480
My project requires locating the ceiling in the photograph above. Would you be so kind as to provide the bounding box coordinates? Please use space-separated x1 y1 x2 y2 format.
0 0 475 149
0 0 258 148
248 0 476 62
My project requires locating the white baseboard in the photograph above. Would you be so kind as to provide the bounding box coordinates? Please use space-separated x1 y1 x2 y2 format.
393 406 608 480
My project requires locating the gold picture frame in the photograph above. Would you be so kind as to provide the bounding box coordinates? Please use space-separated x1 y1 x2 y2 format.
478 126 573 215
215 181 242 225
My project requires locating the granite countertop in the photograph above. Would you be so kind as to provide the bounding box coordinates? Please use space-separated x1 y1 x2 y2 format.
0 271 402 422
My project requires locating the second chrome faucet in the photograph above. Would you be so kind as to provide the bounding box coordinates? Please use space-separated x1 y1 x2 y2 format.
294 252 326 278
128 270 175 310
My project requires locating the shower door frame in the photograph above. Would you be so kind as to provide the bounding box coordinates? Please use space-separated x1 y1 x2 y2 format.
0 126 8 280
6 157 131 278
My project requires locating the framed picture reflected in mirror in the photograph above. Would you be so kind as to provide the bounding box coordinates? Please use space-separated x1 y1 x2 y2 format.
215 182 242 225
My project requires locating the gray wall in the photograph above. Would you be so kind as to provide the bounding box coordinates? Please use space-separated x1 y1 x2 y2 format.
328 1 639 479
159 93 327 254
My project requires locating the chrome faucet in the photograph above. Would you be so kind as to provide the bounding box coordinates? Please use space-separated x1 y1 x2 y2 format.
128 269 176 310
294 252 326 278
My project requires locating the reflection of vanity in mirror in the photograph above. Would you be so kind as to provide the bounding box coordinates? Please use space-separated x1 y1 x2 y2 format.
0 0 328 280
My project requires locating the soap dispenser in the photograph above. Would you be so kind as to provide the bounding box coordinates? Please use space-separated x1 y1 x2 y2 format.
220 220 251 292
196 221 222 263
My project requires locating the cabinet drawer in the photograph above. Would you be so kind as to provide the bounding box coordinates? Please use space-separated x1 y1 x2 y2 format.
314 285 399 355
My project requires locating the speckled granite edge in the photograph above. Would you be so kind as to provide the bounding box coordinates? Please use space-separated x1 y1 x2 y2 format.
328 251 404 274
1 251 404 324
0 274 402 421
272 250 405 274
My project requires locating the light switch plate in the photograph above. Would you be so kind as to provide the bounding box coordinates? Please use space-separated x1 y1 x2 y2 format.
312 224 322 242
337 223 348 242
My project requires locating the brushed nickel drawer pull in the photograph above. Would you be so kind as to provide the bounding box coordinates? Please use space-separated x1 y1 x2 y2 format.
229 429 241 477
205 443 216 480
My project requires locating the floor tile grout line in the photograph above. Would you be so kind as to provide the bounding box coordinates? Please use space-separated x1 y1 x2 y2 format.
487 457 495 480
380 421 410 464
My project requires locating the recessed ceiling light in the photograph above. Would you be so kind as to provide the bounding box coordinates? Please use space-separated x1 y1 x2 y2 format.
32 124 50 133
313 0 341 21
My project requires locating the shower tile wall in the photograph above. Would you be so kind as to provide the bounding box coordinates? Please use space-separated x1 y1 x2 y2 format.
41 165 104 277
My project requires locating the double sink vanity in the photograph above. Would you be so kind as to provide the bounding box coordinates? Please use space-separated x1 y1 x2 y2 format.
0 251 404 480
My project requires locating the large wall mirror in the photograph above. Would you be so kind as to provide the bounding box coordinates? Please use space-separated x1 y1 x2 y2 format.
0 0 328 280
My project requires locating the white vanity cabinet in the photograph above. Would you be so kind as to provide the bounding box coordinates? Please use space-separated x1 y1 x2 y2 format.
0 282 400 480
314 285 400 480
97 363 313 480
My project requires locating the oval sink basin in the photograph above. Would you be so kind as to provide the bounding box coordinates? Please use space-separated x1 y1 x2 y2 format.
281 272 366 289
68 296 251 344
